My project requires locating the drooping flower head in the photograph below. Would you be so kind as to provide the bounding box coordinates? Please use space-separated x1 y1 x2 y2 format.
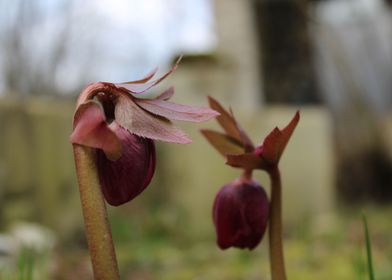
213 178 269 250
201 97 299 250
70 59 218 206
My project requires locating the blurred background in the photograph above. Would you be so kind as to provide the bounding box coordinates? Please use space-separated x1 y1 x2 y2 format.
1 0 392 279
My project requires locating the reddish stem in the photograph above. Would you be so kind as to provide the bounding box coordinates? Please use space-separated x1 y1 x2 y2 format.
73 145 120 280
268 166 286 280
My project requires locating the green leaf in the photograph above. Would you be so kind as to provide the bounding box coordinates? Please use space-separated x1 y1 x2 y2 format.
362 213 375 280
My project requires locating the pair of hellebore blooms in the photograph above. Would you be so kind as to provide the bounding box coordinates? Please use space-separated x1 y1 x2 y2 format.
70 59 299 253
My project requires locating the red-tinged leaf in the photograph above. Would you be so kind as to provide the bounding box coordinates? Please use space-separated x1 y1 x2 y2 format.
134 98 219 122
70 101 122 160
226 153 267 170
115 93 192 144
120 68 158 84
156 87 175 100
200 129 244 156
114 56 182 94
261 111 300 165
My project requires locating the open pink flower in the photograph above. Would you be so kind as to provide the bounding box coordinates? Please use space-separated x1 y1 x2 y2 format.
70 60 218 206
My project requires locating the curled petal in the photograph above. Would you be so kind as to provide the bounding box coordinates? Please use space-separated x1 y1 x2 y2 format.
135 98 219 122
96 126 156 206
156 87 175 100
70 101 121 160
115 93 191 144
114 57 182 94
260 111 300 165
120 68 158 84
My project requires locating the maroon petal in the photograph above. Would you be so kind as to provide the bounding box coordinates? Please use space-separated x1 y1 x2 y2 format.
213 179 269 250
96 125 156 206
70 101 122 160
115 93 192 144
134 98 219 122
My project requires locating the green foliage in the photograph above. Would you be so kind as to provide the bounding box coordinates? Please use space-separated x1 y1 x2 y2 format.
18 249 34 280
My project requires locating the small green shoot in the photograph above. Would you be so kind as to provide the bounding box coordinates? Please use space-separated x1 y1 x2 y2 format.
362 214 375 280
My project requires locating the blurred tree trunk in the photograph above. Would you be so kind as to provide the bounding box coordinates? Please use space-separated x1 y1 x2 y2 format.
252 0 320 104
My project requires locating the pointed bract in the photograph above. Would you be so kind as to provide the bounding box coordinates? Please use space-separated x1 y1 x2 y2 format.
226 152 267 170
208 96 243 143
207 96 254 152
200 129 244 156
260 111 300 165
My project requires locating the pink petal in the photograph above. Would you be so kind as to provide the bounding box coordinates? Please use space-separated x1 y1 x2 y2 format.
119 68 158 84
70 101 122 160
134 98 219 122
156 87 175 100
115 93 192 144
114 56 182 94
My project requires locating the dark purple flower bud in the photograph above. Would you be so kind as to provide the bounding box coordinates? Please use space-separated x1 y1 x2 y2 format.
213 179 269 250
96 125 155 206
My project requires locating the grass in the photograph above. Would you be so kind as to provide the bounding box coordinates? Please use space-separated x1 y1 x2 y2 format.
1 205 392 279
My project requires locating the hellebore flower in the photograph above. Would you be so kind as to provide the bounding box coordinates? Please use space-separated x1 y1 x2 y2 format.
213 178 269 250
71 60 218 280
201 96 299 280
71 60 218 206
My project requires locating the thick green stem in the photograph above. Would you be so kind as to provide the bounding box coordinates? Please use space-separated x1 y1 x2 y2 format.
73 145 120 280
268 167 286 280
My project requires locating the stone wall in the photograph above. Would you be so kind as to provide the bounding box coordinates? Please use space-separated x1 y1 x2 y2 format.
0 98 336 238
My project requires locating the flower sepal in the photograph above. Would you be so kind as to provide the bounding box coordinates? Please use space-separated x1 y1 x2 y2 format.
226 111 300 170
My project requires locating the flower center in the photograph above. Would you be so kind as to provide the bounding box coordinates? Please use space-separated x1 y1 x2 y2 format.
96 92 116 123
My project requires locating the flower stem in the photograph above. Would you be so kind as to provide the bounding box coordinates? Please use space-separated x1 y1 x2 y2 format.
268 166 286 280
73 145 120 280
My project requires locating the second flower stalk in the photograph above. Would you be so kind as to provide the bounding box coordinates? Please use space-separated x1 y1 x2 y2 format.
201 96 299 280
